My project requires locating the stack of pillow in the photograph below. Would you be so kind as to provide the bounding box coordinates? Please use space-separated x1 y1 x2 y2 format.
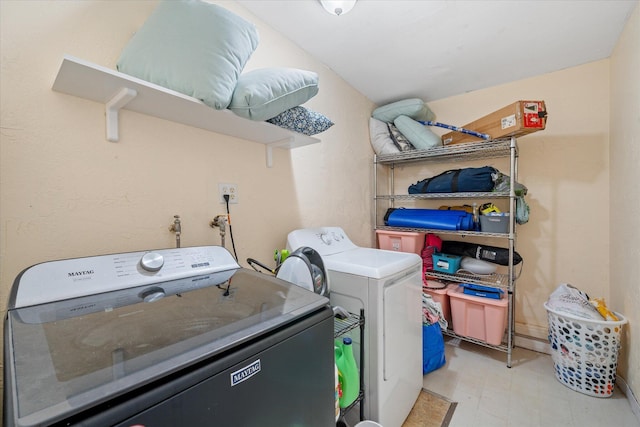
116 0 332 136
230 68 333 136
369 98 441 155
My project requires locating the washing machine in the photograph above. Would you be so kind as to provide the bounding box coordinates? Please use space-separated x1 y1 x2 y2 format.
4 246 335 427
287 227 423 427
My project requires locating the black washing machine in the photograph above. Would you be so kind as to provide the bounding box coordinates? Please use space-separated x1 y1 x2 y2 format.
3 246 334 427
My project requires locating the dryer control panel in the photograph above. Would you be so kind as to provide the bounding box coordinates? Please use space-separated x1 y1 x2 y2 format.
286 227 357 256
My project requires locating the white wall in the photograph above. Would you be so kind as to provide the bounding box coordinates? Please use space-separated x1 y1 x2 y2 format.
427 61 611 342
610 0 640 402
0 0 375 291
424 2 639 398
1 0 637 408
0 0 374 395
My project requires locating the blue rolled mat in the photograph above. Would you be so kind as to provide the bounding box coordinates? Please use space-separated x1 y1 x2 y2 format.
384 208 476 231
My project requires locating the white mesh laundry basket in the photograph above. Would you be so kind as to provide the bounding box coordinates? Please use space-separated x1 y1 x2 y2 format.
544 302 627 397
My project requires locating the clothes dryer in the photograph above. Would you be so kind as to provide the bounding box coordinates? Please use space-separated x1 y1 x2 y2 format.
287 227 423 427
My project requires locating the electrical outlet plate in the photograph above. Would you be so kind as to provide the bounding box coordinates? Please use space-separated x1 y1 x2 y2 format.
218 183 238 204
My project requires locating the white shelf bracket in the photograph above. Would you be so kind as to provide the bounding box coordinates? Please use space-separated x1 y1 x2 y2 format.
265 137 295 168
105 88 137 142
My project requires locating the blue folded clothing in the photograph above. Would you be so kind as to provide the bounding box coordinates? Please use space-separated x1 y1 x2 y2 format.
461 283 504 299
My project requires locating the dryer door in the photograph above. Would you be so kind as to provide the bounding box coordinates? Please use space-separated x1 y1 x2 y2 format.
382 267 422 381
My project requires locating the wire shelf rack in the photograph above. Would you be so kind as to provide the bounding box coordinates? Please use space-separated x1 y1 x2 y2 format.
375 138 516 166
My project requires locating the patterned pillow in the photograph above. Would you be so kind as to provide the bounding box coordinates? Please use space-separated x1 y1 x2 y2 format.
267 106 334 136
387 123 415 151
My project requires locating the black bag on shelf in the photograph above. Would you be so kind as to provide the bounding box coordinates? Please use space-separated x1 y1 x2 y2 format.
441 240 522 265
408 166 497 194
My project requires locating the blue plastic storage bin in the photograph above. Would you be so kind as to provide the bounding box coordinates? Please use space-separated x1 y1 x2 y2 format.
423 323 445 374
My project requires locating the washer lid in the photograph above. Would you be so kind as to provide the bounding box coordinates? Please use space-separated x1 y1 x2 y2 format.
323 247 421 279
4 268 329 427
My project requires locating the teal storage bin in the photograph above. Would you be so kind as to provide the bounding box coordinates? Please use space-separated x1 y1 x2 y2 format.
432 253 461 274
423 323 445 374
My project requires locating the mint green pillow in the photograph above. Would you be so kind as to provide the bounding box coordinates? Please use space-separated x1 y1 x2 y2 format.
229 68 319 121
372 98 436 123
394 115 441 150
116 0 259 110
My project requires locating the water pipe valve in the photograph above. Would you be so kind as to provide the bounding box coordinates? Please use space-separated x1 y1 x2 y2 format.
169 215 181 248
210 214 229 247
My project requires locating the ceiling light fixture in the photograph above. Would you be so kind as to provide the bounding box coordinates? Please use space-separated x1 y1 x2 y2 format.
319 0 357 16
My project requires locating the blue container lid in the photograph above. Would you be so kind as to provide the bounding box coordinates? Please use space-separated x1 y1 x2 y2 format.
343 337 352 345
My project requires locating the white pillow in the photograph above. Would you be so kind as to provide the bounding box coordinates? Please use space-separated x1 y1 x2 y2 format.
460 257 497 274
229 68 319 121
369 118 399 155
116 0 259 110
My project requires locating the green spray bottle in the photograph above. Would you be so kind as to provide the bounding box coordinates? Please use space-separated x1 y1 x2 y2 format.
335 337 359 408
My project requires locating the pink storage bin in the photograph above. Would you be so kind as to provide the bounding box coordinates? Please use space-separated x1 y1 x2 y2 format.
423 282 455 325
376 230 425 254
447 285 508 345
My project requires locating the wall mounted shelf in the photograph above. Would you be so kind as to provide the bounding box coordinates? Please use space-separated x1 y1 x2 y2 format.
52 55 320 167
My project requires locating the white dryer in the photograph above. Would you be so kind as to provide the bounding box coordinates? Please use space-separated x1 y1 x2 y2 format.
287 227 423 427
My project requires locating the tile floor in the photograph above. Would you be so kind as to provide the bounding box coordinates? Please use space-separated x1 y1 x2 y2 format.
423 338 639 427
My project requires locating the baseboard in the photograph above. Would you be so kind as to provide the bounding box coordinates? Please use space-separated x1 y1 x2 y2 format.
514 332 551 354
616 376 640 423
515 322 548 339
513 321 551 354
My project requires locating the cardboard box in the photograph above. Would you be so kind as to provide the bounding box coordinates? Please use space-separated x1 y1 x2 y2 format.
442 100 547 145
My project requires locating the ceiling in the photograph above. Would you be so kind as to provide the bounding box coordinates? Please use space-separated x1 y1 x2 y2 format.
236 0 637 106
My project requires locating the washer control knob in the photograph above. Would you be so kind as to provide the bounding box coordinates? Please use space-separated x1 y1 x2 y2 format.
320 232 332 245
140 287 166 303
140 252 164 272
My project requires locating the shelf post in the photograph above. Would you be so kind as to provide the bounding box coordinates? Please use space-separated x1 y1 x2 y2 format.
105 88 137 142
